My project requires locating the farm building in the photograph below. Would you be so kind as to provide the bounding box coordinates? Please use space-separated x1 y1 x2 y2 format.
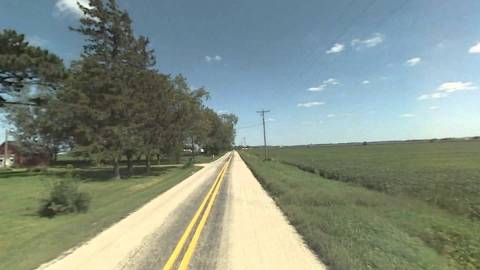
0 141 50 167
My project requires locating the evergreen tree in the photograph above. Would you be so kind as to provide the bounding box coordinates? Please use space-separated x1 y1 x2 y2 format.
0 29 66 94
60 0 146 179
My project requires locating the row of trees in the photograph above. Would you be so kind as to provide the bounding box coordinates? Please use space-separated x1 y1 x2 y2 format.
0 0 237 179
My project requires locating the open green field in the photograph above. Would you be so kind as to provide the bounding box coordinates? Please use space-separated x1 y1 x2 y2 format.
240 151 480 270
249 140 480 219
0 165 199 270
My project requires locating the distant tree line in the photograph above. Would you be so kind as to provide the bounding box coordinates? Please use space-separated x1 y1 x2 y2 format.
0 0 237 179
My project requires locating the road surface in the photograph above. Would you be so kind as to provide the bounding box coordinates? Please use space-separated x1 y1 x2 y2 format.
37 152 325 270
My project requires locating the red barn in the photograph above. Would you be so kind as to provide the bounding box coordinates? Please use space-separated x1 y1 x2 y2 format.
0 141 50 167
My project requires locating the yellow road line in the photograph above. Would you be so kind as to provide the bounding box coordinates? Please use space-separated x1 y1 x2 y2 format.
178 154 232 270
162 154 232 270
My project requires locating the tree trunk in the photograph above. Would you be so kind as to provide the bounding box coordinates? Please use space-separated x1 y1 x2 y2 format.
191 137 196 161
145 154 151 175
126 152 133 177
113 156 121 180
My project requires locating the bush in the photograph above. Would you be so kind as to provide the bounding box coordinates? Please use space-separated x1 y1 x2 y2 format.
28 166 48 173
38 180 91 218
182 157 195 168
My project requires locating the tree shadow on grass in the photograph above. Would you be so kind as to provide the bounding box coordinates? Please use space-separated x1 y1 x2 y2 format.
69 166 173 182
0 165 175 182
52 160 93 168
0 170 32 179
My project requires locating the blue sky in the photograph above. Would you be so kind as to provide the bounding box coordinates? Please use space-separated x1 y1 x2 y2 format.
1 0 480 145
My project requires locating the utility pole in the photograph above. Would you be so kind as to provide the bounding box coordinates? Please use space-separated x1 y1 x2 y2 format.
256 109 270 160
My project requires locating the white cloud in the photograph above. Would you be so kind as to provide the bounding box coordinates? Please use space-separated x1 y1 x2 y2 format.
308 78 339 92
205 55 222 62
324 78 339 85
429 106 439 110
431 92 449 99
417 81 477 100
55 0 89 17
297 101 325 108
362 80 370 84
267 118 276 122
437 81 477 92
468 42 480 54
327 114 335 118
326 43 345 54
351 33 384 49
417 94 430 101
400 113 415 118
27 36 49 48
405 57 422 67
308 85 326 91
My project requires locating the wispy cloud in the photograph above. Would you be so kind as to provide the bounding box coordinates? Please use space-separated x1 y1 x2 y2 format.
267 118 276 122
429 106 439 110
417 81 477 100
362 80 370 84
351 33 384 49
55 0 89 17
297 101 325 108
326 43 345 54
327 114 335 118
205 55 222 62
468 42 480 54
405 57 422 67
400 113 415 118
308 78 339 92
27 36 49 48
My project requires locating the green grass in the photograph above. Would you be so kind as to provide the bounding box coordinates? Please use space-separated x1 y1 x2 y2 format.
240 151 480 270
250 141 480 219
0 165 199 270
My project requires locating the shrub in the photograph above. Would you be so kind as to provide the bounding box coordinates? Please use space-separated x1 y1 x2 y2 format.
29 166 48 173
182 157 194 168
38 179 91 218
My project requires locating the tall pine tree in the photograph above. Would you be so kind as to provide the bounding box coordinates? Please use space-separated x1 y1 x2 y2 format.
59 0 152 179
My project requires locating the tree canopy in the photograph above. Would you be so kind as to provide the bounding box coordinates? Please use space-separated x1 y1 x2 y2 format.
1 0 237 179
0 29 66 93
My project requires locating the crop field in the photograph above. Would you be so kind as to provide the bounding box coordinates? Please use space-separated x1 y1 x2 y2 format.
240 150 480 270
248 140 480 219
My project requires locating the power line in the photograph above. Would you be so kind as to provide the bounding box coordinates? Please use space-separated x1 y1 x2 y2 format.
289 0 379 84
236 123 263 130
285 0 412 92
256 109 270 160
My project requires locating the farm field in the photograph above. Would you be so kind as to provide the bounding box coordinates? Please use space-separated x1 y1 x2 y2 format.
249 140 480 219
0 165 199 270
240 151 480 270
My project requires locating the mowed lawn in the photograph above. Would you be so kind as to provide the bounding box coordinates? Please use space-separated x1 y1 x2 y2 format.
240 148 480 270
252 140 480 219
0 165 198 270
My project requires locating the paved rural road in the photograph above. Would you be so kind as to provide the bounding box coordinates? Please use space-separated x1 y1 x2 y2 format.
37 152 325 270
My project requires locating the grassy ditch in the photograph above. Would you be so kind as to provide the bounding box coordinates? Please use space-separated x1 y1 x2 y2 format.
239 151 480 270
0 165 199 270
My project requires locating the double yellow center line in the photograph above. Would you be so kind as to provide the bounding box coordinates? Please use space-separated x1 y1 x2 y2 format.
162 153 233 270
